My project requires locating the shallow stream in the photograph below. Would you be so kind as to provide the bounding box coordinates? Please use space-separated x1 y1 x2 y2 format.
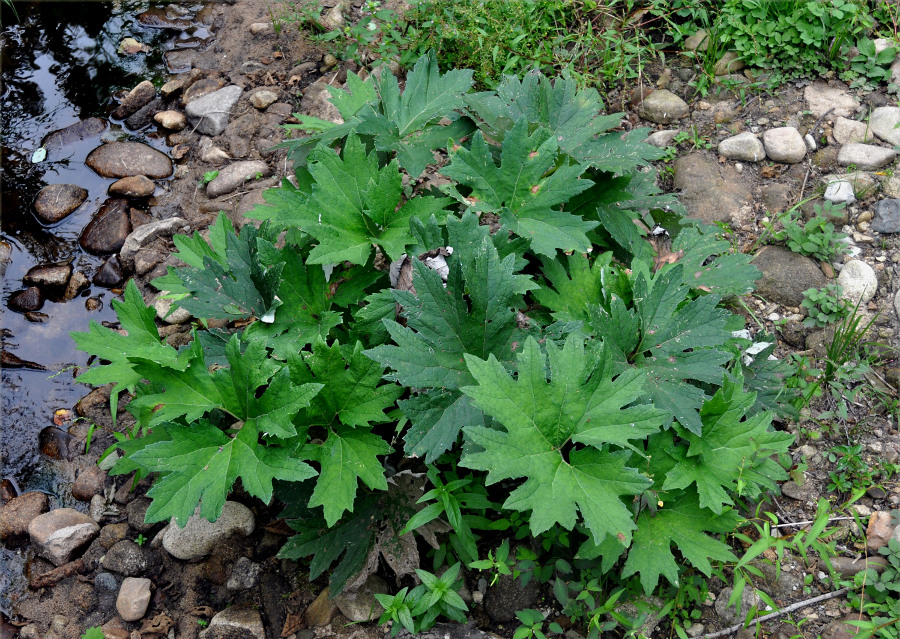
0 0 203 615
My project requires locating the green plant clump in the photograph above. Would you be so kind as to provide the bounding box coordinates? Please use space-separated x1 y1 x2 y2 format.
714 0 873 80
801 284 850 327
772 202 848 263
72 54 795 630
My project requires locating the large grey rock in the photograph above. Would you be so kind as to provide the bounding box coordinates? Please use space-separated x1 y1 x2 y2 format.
116 577 152 622
23 263 72 289
837 143 896 170
161 501 255 561
762 127 806 163
33 184 88 224
79 199 132 255
206 161 270 198
833 117 874 144
333 575 390 622
752 246 826 307
837 260 877 305
118 217 187 271
674 153 752 225
86 142 173 179
185 85 243 136
717 131 765 161
28 508 100 566
869 106 900 147
101 540 147 576
0 492 49 546
637 89 689 124
200 607 265 639
873 198 900 233
804 83 860 118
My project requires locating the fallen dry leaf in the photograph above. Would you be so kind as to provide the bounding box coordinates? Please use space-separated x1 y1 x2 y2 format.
281 612 304 637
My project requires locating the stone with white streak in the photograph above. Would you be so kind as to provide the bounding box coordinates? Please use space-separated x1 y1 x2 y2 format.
28 508 100 566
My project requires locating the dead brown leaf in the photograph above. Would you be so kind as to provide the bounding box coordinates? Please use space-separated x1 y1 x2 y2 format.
281 612 304 637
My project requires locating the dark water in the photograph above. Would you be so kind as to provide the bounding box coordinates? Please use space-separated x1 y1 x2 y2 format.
0 0 203 615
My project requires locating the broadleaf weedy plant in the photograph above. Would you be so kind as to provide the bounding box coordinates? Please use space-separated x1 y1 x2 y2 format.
73 53 794 623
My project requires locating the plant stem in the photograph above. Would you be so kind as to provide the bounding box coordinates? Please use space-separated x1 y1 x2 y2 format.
700 587 850 639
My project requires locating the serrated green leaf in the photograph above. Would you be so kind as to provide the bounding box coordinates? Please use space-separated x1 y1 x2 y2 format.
71 281 185 420
305 427 392 526
133 420 316 526
365 235 530 462
441 121 597 257
242 247 343 358
460 336 659 545
328 71 377 119
465 72 663 172
289 338 400 523
590 265 733 434
669 225 760 296
154 222 283 321
662 377 793 513
533 252 623 323
621 491 739 593
253 135 452 265
291 338 403 429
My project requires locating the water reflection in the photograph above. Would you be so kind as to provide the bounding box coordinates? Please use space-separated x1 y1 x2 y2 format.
0 0 183 617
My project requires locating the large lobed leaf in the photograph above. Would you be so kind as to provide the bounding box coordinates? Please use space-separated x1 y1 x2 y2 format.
365 222 534 463
279 52 475 177
460 336 665 546
440 119 597 257
71 280 184 421
590 264 733 435
465 72 664 172
662 377 793 513
290 338 402 526
250 135 452 265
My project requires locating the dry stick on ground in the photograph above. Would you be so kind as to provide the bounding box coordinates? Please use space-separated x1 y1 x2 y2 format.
701 587 850 639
